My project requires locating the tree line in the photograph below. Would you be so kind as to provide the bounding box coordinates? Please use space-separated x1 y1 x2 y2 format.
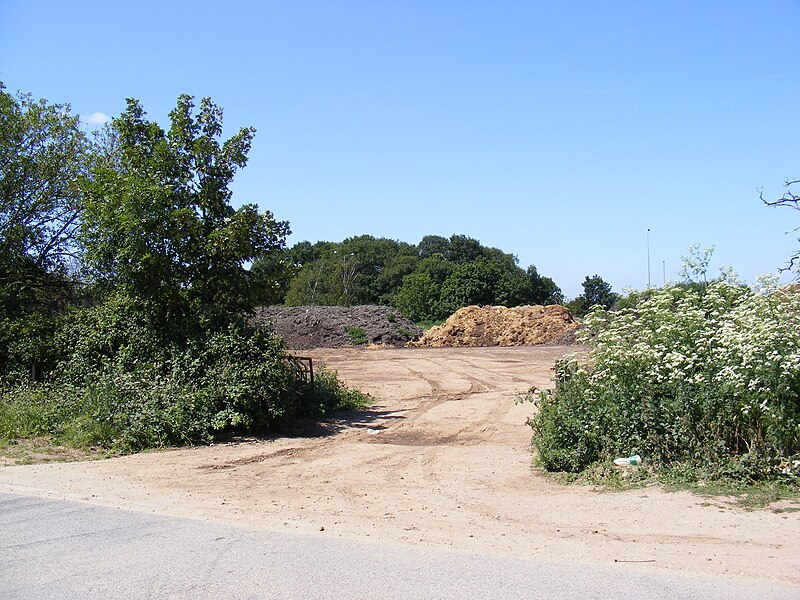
256 234 565 323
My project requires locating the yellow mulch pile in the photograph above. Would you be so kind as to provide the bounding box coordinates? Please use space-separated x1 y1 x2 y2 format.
410 305 580 347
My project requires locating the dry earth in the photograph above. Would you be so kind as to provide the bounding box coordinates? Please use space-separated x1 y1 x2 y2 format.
252 305 423 348
1 346 798 588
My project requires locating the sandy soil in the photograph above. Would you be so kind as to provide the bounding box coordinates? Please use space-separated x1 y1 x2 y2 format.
1 346 798 587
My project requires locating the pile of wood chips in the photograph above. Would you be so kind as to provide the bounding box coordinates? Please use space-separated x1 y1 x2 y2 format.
410 305 580 347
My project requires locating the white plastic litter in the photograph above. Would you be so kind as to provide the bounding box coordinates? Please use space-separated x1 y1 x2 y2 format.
614 455 642 466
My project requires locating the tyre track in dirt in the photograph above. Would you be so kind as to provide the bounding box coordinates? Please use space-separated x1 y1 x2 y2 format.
0 346 798 589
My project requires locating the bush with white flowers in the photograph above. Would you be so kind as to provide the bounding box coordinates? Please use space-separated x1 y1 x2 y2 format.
530 278 800 483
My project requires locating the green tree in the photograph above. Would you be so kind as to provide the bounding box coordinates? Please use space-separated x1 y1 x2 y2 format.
392 272 440 322
393 253 456 321
417 234 450 259
280 232 564 322
518 265 564 306
284 240 335 269
445 234 484 263
439 258 506 315
414 253 456 286
0 83 89 379
339 235 417 305
416 234 484 263
530 266 563 305
282 236 418 306
0 83 89 272
80 95 289 325
570 274 619 316
249 251 293 305
261 240 336 305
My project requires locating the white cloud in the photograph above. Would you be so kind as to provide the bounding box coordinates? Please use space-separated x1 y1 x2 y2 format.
82 112 110 125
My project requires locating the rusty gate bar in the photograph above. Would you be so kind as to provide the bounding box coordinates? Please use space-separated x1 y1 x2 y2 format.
289 356 314 385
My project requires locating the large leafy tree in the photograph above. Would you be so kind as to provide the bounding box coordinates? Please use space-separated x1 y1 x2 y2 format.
392 272 440 322
0 83 89 272
569 274 619 316
281 236 418 306
506 265 564 307
0 83 89 379
0 83 89 319
81 95 289 324
392 254 455 322
417 234 484 264
338 235 417 305
439 258 506 315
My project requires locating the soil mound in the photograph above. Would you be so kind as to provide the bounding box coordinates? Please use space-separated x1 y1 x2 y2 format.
253 305 423 349
411 305 580 347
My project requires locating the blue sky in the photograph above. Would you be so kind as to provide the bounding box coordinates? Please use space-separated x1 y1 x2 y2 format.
2 1 798 298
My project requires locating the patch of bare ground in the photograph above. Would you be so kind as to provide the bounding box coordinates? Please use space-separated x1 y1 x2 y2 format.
1 346 798 588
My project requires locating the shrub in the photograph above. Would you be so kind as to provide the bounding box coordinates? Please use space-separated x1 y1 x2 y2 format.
529 279 800 485
0 297 370 453
300 367 371 418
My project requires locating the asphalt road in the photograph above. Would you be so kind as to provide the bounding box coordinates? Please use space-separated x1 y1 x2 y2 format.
1 493 796 599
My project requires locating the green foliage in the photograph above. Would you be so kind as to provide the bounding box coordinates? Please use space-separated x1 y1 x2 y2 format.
0 83 87 382
303 367 372 416
0 82 88 271
344 326 368 345
392 272 440 323
440 234 484 263
439 258 506 315
0 303 369 452
529 280 800 487
568 274 620 316
339 235 418 305
394 237 563 323
249 250 294 306
416 235 450 260
80 95 289 325
277 234 564 326
283 253 339 306
0 311 61 383
281 236 418 307
523 370 601 472
521 265 565 306
0 89 367 456
613 287 655 311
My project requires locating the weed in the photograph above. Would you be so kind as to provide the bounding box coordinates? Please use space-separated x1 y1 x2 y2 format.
397 327 415 340
344 326 368 345
415 319 444 330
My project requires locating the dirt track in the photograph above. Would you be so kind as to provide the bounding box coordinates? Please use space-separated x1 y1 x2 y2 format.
1 346 798 587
